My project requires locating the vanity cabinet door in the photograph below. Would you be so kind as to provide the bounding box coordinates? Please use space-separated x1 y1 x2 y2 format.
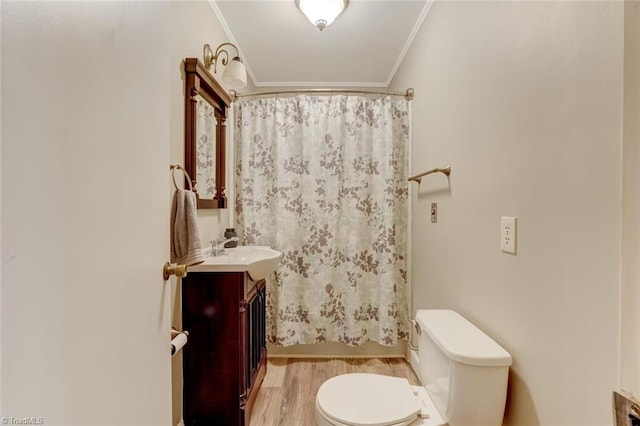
182 273 267 426
251 281 266 383
242 278 267 426
182 272 244 426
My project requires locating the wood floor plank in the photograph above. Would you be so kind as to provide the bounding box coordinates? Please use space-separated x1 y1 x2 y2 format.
249 387 284 426
249 357 420 425
386 357 421 385
261 357 288 388
277 358 324 426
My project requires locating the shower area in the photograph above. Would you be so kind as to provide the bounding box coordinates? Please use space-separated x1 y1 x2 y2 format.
233 92 412 352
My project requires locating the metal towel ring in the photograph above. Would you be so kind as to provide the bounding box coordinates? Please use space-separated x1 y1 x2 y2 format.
170 164 194 191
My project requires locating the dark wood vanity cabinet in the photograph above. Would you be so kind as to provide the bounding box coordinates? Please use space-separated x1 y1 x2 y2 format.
182 272 267 426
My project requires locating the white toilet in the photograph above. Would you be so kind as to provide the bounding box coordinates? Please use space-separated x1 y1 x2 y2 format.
315 309 513 426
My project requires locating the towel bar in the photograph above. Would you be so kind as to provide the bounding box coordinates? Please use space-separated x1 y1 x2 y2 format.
408 165 451 184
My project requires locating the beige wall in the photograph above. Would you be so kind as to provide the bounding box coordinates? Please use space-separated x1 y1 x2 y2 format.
1 2 173 423
391 2 623 425
169 0 236 247
621 0 640 399
167 2 249 423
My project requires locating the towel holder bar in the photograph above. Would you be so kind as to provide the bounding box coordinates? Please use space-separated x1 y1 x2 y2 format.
170 164 194 191
408 165 451 184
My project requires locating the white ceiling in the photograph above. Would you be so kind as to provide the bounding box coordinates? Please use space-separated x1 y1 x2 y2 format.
210 0 432 88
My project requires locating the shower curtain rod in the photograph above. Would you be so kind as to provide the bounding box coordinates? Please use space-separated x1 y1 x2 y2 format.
229 87 414 101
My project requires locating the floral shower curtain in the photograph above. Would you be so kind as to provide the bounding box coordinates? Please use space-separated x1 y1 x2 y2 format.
235 94 410 347
195 96 217 199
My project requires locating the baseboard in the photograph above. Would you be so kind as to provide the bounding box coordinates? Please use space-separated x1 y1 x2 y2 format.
268 353 406 359
408 346 421 383
267 341 407 358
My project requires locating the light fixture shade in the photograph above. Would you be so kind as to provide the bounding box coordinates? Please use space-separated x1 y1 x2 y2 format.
297 0 347 31
222 57 247 90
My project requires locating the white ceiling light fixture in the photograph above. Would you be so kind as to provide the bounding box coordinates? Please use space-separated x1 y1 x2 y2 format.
296 0 348 31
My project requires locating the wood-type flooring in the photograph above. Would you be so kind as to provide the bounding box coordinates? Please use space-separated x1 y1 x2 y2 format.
249 357 420 426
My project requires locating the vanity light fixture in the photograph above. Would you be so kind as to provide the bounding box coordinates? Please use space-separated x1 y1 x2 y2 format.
203 42 247 90
295 0 348 31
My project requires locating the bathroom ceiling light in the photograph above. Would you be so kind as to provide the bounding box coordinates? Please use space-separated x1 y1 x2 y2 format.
296 0 348 31
203 42 247 90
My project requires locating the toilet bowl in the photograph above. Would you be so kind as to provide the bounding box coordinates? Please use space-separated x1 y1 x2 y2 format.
315 310 513 426
315 373 444 426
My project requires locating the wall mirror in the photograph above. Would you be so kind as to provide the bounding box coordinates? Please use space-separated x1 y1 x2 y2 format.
184 58 231 208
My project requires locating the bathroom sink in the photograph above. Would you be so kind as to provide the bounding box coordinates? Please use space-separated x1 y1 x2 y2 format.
190 246 282 281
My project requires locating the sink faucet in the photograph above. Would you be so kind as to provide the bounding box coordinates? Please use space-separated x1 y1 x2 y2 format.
210 237 239 256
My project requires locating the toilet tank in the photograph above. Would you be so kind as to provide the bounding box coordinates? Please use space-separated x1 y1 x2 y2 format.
416 310 512 426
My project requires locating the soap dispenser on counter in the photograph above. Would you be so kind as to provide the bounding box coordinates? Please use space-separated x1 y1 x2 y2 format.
224 228 238 248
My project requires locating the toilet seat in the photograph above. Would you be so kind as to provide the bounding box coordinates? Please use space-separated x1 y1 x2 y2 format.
315 373 422 426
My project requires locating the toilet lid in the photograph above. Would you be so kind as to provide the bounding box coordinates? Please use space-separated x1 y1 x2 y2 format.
316 373 420 426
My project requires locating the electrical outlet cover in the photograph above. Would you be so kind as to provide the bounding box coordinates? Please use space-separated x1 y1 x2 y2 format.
501 216 517 254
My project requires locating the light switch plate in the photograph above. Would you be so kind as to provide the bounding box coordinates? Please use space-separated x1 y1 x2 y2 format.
501 216 517 254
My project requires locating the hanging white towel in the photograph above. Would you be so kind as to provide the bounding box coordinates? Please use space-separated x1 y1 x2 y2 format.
170 189 204 266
